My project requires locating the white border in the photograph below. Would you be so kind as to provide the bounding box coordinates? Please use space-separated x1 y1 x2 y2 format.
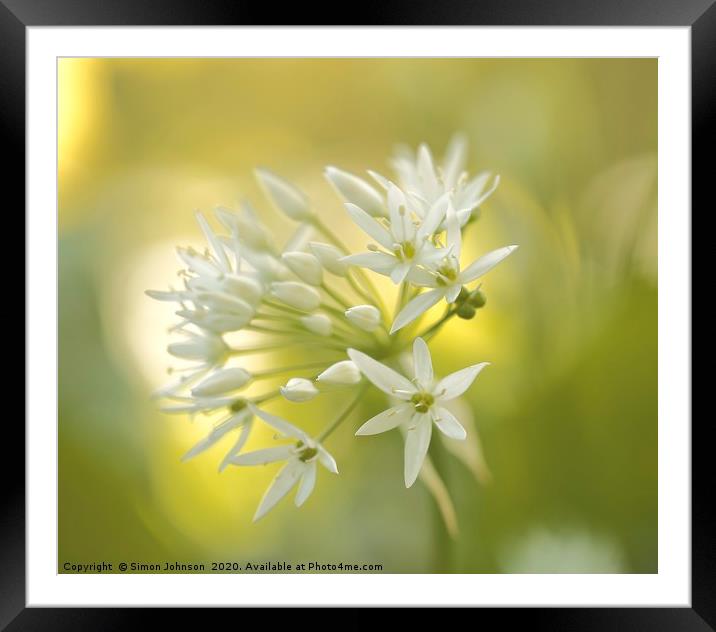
27 27 691 606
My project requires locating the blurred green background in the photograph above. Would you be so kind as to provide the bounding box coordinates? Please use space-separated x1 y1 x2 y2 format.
58 58 657 573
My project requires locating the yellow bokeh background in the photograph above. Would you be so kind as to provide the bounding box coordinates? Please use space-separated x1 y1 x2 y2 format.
58 58 657 573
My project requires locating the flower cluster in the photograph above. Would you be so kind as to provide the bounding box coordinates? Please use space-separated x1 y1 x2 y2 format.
148 135 517 523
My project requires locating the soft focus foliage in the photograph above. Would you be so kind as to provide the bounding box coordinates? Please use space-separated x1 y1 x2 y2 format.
59 58 657 573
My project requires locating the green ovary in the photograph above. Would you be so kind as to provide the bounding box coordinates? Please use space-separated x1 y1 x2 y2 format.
411 392 434 413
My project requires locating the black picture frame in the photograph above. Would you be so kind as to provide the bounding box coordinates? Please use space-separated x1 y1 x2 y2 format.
7 0 703 625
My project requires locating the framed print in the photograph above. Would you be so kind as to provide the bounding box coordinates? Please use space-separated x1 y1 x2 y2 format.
10 0 704 624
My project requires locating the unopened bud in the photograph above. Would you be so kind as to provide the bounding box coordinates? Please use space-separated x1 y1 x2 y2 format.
345 305 381 332
270 281 321 311
300 313 333 336
325 166 386 218
255 168 313 221
192 367 252 397
309 242 348 277
282 251 323 286
280 378 319 402
467 288 487 308
317 360 361 385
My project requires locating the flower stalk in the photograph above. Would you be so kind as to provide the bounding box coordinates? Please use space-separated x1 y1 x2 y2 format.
148 135 517 522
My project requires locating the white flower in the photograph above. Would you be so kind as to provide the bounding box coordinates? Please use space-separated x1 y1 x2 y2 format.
281 251 323 286
270 281 321 311
181 407 254 473
167 330 228 365
348 338 488 487
325 165 387 218
391 203 518 333
316 360 361 385
344 305 381 332
255 168 313 221
191 367 252 397
387 136 500 226
341 183 447 284
280 378 319 402
149 135 518 524
309 242 348 277
229 407 338 521
300 312 333 336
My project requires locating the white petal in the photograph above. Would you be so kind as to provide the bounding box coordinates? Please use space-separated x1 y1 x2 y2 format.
344 203 392 249
250 406 308 441
416 192 450 241
325 166 386 218
442 134 468 189
404 414 432 488
434 363 489 401
230 445 293 466
389 262 411 285
433 407 467 440
367 169 390 191
341 252 397 275
390 288 445 334
355 404 413 436
445 284 462 303
446 201 462 260
387 184 407 242
195 211 231 272
253 460 305 521
317 446 339 474
417 144 440 198
461 245 518 284
219 418 254 472
294 462 317 507
413 337 433 386
347 348 415 398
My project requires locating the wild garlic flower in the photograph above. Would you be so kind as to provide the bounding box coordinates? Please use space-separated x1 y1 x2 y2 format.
229 407 338 521
386 135 500 227
349 338 488 487
148 135 517 525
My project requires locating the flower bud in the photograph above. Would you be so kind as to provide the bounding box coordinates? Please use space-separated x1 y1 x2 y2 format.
345 305 381 332
168 334 227 363
309 242 348 277
255 168 313 221
300 313 333 336
317 360 362 385
456 303 476 320
281 251 323 286
222 274 265 305
280 378 319 402
195 291 254 319
467 288 487 308
270 281 321 311
192 367 252 397
324 166 386 218
215 203 273 251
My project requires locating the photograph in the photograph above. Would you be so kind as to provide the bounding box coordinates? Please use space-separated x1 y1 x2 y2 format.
57 57 658 575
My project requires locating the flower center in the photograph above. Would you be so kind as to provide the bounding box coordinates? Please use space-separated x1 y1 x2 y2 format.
410 391 435 414
435 260 458 285
297 444 318 462
393 241 416 261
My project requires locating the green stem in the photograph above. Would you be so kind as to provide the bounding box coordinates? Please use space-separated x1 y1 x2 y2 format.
417 307 457 342
316 384 368 442
313 217 389 317
253 360 333 379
